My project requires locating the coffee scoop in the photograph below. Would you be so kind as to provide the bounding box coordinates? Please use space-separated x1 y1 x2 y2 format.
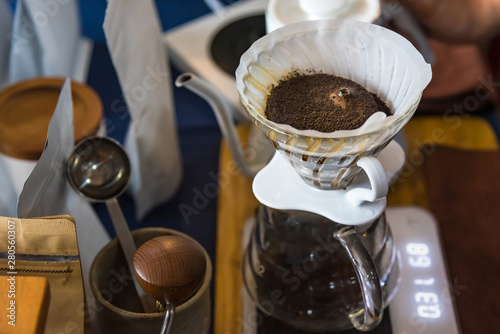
133 235 207 334
66 137 156 313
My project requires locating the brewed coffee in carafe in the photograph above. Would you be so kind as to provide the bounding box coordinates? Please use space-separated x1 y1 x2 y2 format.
236 19 432 332
243 207 399 331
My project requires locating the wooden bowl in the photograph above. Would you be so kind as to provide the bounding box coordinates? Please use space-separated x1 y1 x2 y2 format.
0 77 103 160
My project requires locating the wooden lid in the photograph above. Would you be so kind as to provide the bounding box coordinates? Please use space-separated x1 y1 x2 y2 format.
0 77 103 160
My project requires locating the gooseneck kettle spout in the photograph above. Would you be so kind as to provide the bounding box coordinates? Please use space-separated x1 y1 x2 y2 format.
176 73 263 178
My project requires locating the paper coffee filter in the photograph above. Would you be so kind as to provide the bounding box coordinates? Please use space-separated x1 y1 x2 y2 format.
236 19 432 141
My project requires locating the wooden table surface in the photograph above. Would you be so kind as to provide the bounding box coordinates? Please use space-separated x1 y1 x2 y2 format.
0 276 50 334
214 116 499 334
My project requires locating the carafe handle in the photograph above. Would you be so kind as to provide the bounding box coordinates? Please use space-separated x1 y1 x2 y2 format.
334 226 383 331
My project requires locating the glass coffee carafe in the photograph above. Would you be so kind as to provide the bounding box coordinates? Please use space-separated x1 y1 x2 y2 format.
243 207 399 332
235 19 432 332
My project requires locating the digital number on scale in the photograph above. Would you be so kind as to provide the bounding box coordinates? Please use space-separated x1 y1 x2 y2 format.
406 243 441 320
377 208 460 333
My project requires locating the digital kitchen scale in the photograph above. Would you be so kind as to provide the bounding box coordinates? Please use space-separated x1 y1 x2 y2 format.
241 206 461 334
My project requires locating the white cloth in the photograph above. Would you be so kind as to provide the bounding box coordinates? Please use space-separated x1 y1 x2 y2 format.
8 0 80 82
0 0 15 213
0 0 12 87
17 79 110 324
103 0 183 220
0 157 17 217
0 0 93 217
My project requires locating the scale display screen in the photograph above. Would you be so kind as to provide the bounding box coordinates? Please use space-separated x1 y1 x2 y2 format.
387 207 461 334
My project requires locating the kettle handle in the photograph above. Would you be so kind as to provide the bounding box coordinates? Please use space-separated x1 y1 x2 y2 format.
334 226 384 331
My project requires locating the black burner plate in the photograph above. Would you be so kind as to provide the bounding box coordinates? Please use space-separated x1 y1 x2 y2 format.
210 14 267 77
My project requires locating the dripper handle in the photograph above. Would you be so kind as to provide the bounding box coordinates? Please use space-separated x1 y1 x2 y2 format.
334 226 384 331
345 156 388 205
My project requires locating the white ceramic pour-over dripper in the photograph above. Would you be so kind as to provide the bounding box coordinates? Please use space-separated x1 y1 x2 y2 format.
236 19 431 191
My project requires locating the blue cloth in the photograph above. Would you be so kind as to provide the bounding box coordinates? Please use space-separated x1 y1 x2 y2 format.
80 0 215 43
